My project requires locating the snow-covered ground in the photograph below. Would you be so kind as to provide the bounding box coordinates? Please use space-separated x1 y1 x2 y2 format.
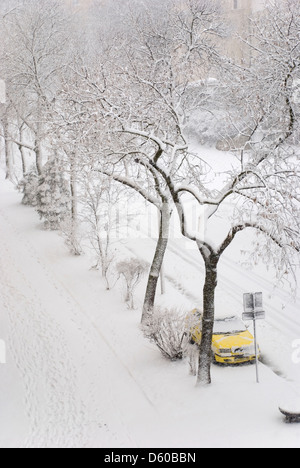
1 173 300 448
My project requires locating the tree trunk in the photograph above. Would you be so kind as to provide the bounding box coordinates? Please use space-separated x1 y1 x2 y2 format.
3 118 13 181
70 153 78 223
18 143 27 176
34 139 43 176
141 205 171 324
197 254 219 386
5 142 13 181
69 153 82 255
18 125 27 176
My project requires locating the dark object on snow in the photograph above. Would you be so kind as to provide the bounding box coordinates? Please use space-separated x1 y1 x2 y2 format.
279 407 300 423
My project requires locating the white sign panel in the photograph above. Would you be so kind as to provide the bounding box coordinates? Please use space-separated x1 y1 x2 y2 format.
243 292 263 313
243 310 265 321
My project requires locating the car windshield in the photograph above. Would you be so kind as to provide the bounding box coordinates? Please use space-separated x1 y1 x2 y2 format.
213 316 247 335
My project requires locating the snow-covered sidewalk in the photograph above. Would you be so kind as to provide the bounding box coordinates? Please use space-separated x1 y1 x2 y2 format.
1 175 300 448
0 178 158 448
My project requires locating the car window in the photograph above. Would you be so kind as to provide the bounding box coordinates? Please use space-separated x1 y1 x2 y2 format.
213 317 246 335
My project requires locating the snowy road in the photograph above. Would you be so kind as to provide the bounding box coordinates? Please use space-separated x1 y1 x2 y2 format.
166 238 300 340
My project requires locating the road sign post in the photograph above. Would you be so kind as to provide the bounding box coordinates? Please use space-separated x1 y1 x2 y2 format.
242 292 265 384
253 316 259 383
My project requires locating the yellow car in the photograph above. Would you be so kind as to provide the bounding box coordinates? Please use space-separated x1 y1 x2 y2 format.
189 310 258 365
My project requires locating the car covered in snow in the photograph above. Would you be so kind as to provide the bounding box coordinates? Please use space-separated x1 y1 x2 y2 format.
189 310 258 365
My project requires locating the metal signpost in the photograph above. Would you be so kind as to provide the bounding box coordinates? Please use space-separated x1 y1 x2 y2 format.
242 292 265 384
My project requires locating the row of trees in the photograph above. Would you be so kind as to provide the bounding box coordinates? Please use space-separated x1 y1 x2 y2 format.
1 0 300 385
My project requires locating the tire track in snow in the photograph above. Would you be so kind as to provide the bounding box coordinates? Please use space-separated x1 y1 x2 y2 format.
165 239 300 340
127 230 300 339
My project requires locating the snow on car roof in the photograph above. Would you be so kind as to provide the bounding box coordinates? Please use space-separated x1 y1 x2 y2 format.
213 316 247 335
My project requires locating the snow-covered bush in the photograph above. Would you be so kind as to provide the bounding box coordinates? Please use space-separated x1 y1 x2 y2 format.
59 217 83 256
116 258 148 309
83 176 125 290
143 307 187 361
184 310 203 375
18 169 39 207
36 159 71 230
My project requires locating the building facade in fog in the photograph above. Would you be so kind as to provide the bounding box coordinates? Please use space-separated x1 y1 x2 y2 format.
64 0 95 13
63 0 268 65
222 0 267 64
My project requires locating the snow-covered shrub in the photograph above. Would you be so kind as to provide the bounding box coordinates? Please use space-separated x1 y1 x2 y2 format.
59 217 83 256
183 309 203 375
36 159 71 230
18 169 39 207
143 307 187 361
83 176 124 290
116 258 148 309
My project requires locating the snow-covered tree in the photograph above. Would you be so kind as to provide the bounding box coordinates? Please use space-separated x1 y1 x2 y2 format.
0 0 70 176
117 258 148 310
90 0 300 386
99 161 174 321
85 0 226 324
18 167 39 207
55 23 175 320
36 158 71 230
82 174 126 290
